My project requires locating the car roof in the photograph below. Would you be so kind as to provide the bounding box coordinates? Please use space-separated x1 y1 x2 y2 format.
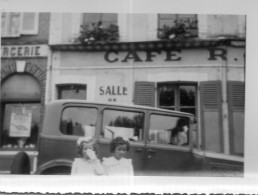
48 99 194 117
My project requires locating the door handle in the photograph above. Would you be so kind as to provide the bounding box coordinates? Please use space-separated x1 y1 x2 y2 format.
147 149 156 153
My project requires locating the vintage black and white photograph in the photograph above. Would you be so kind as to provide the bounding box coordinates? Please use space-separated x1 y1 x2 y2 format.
0 0 256 193
0 12 245 176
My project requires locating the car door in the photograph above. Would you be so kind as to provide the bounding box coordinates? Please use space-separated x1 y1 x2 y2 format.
143 112 195 176
98 106 146 175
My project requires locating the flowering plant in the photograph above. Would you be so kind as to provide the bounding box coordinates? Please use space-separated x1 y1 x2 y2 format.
77 21 119 44
158 19 198 41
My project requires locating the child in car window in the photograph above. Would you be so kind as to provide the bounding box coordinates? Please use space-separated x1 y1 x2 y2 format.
71 136 105 175
102 137 134 176
170 118 189 146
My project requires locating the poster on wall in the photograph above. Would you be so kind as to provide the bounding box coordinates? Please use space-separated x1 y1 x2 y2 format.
9 111 32 137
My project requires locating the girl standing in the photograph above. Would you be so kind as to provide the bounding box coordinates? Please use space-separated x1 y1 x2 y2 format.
102 137 134 176
71 136 105 175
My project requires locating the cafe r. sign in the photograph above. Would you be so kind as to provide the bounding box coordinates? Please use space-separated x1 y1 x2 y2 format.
104 48 244 63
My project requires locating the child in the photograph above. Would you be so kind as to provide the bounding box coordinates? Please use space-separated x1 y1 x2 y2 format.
71 136 105 175
102 137 134 176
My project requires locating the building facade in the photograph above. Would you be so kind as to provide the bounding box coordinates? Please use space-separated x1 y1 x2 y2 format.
0 13 245 174
0 12 50 173
48 13 245 157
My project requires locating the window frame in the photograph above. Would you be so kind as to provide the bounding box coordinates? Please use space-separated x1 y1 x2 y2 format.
0 101 41 151
56 83 87 100
148 113 190 146
101 107 145 142
157 82 197 116
59 105 98 137
1 12 39 38
157 14 198 38
82 13 118 27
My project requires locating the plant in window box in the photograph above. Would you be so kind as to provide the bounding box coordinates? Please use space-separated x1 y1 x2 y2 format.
77 21 119 44
158 19 198 41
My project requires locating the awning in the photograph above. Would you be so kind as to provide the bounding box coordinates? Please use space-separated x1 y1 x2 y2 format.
50 38 245 52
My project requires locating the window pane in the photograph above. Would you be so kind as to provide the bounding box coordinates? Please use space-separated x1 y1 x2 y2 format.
180 85 196 106
1 13 6 35
102 13 117 25
83 13 117 27
83 13 101 25
2 103 40 149
150 114 189 146
58 85 86 100
61 107 97 136
8 12 21 36
102 109 144 141
159 14 176 27
159 14 197 28
158 84 174 107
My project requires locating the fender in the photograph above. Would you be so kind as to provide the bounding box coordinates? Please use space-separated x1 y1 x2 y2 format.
35 158 73 174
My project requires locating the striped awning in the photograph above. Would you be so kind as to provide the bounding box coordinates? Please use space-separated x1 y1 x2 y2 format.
50 38 245 51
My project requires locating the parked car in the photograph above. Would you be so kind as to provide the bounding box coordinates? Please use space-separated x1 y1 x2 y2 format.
11 100 244 176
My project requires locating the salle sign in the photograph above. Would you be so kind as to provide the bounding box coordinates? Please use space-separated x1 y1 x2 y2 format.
99 86 128 96
1 45 48 58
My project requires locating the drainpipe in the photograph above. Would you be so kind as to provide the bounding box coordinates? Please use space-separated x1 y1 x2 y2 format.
45 48 53 103
221 45 230 155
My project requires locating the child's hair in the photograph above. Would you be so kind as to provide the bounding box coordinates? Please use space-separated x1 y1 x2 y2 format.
76 137 99 157
110 137 130 153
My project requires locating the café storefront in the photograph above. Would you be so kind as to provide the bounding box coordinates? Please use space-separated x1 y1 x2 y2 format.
0 44 48 173
49 39 245 156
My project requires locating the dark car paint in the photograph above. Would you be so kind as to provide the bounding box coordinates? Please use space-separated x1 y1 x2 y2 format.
37 100 243 176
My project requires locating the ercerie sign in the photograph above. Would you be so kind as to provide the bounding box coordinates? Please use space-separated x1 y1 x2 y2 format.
1 45 48 58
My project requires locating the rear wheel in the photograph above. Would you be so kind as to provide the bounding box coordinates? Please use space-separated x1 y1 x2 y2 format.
10 151 31 174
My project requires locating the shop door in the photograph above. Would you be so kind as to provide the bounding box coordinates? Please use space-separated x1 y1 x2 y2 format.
1 74 41 150
143 113 194 176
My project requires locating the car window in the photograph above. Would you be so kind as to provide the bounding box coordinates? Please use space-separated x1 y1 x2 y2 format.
102 109 144 142
60 107 98 137
149 114 189 146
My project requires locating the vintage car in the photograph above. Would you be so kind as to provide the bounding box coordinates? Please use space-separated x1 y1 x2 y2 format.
11 100 244 176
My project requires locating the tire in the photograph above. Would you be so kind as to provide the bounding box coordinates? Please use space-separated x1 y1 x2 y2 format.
40 166 71 175
10 151 31 174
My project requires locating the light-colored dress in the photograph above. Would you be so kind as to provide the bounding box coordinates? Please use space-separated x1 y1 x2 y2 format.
71 158 105 175
177 131 188 146
102 156 134 176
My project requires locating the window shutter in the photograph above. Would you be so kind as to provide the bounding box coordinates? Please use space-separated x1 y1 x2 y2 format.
200 81 223 153
21 13 39 34
227 81 245 156
134 81 155 107
200 81 222 109
228 81 245 111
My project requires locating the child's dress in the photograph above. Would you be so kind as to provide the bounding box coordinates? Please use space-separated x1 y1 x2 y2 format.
102 156 134 176
71 158 105 175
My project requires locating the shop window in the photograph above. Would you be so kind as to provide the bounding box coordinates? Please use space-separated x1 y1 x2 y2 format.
1 103 40 149
102 109 144 142
157 14 198 39
57 84 86 100
157 83 197 115
1 12 39 37
60 107 98 136
83 13 117 28
149 114 189 146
